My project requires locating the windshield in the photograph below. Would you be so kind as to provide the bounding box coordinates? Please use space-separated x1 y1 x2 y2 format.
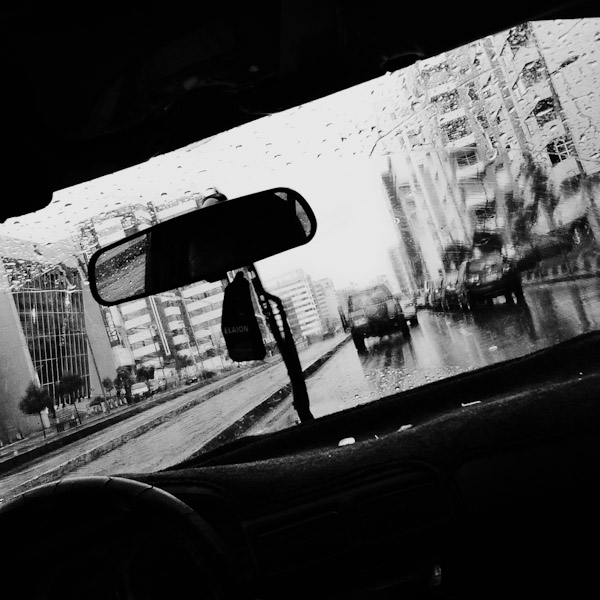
1 18 599 501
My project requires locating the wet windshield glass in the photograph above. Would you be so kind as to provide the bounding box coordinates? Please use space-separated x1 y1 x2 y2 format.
1 18 599 500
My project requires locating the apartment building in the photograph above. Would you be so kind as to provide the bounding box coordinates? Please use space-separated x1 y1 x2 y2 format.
267 269 324 340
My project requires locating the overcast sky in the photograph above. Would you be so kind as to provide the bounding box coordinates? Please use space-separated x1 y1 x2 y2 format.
0 74 404 294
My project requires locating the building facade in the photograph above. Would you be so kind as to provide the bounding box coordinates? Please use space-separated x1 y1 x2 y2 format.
267 269 325 341
0 236 117 443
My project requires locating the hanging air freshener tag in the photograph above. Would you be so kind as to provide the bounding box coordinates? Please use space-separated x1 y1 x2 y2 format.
221 272 266 361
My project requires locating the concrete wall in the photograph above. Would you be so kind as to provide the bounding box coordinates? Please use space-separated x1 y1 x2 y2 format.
82 285 119 399
0 272 39 443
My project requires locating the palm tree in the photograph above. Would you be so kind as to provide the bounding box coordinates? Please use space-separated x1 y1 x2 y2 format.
19 382 53 439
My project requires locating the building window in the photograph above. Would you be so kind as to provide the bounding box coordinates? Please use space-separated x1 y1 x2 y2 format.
506 23 531 54
441 116 471 143
546 137 574 165
520 60 545 87
455 149 478 167
466 83 479 102
532 97 557 127
482 77 493 99
431 89 460 113
476 114 489 130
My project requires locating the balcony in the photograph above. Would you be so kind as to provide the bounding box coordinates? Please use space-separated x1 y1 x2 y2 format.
429 81 457 99
190 309 221 326
438 107 466 126
132 345 158 359
172 334 190 345
446 133 477 150
128 330 152 344
455 161 487 181
124 314 151 329
168 320 185 331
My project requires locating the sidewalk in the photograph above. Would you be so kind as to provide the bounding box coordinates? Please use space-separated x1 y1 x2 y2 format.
0 334 349 503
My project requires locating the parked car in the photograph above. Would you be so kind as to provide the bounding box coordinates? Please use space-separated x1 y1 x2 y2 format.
348 284 409 352
456 252 524 310
428 279 444 311
185 375 199 385
149 379 167 393
441 272 460 311
130 382 150 400
400 297 419 325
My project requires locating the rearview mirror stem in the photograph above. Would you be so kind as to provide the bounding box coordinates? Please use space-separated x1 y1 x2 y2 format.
248 266 314 423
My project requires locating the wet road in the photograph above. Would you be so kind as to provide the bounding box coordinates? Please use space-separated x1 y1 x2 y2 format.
262 277 600 423
66 277 600 473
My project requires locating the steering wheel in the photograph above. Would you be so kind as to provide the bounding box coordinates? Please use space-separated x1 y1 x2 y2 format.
0 476 239 599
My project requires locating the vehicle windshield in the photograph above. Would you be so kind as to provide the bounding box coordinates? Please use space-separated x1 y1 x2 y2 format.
1 18 599 500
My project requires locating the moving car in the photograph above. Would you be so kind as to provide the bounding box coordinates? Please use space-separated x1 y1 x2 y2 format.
1 3 600 600
347 284 410 351
456 252 524 310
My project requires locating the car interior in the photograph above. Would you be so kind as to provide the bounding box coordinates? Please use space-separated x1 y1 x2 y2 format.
2 2 600 599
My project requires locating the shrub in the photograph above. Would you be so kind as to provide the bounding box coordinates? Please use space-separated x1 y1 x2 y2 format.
89 396 104 407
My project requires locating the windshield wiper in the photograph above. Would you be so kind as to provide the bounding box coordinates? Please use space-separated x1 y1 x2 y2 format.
248 265 314 423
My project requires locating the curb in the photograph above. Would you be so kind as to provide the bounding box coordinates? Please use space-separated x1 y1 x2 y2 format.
200 335 352 454
0 360 279 476
1 336 350 500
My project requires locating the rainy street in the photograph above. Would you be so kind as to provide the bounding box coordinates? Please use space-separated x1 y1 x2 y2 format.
56 277 600 480
295 277 600 420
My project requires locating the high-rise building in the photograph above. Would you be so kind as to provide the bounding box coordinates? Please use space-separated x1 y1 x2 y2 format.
266 269 324 341
313 278 344 335
0 235 117 443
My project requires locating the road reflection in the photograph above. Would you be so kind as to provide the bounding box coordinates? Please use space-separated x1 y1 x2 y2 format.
351 278 600 398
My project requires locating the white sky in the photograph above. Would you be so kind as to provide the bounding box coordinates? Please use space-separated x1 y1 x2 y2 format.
0 74 404 294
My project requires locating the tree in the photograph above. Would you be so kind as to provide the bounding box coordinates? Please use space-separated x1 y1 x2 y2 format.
114 366 135 402
101 376 114 396
136 365 155 382
441 242 472 271
57 372 84 403
57 372 84 422
19 382 53 439
174 353 193 380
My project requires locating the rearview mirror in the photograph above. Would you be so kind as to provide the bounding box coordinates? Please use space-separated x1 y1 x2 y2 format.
89 188 316 305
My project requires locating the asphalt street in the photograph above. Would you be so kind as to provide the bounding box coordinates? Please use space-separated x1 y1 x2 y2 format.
248 277 600 432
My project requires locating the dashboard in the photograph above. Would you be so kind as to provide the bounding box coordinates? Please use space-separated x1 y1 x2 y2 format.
2 333 600 599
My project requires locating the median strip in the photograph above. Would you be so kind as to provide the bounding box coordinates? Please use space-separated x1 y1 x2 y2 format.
0 335 349 502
